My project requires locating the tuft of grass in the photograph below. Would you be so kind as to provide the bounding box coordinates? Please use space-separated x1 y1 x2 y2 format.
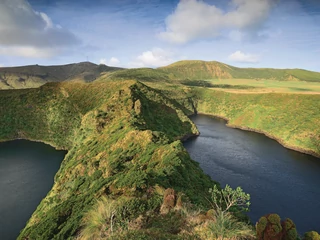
79 197 117 240
202 210 255 240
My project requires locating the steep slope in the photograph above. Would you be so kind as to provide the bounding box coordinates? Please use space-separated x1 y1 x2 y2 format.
0 80 215 239
159 60 320 82
188 87 320 157
0 62 122 89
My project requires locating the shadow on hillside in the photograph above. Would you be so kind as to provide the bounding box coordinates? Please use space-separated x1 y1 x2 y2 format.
179 80 257 89
136 98 195 140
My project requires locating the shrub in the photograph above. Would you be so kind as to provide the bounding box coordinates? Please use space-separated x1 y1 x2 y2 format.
209 184 250 214
282 218 298 240
304 231 320 240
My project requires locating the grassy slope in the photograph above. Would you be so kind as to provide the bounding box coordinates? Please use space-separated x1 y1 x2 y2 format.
159 60 320 82
104 68 172 82
107 70 320 157
190 87 320 157
0 80 215 239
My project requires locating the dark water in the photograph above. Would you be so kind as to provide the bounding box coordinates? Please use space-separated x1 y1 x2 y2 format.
184 114 320 234
0 140 66 240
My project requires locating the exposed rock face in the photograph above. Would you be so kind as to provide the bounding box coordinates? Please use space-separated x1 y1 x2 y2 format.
160 188 176 214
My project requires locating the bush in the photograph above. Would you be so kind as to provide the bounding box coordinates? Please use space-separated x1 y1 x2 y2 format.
304 231 320 240
209 184 250 214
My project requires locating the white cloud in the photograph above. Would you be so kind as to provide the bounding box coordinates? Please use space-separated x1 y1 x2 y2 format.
228 50 260 63
109 57 120 65
160 0 276 44
100 57 120 66
0 0 79 57
0 46 57 58
129 48 175 68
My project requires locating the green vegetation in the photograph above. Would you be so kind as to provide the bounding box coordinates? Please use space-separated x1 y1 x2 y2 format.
202 211 255 240
256 214 298 240
304 231 320 240
104 68 171 82
1 60 320 239
209 185 250 214
159 60 320 82
189 87 320 157
0 80 216 239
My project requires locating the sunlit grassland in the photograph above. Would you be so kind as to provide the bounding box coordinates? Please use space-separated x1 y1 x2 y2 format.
205 78 320 94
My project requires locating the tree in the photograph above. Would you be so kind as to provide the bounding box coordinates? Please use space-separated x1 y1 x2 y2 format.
209 184 250 214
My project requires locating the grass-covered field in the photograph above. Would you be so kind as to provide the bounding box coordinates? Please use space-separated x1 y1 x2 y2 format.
196 79 320 94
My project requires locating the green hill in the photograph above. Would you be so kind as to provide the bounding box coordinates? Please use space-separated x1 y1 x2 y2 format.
104 67 171 82
3 60 320 91
190 87 320 157
0 80 219 239
0 62 122 89
159 60 320 82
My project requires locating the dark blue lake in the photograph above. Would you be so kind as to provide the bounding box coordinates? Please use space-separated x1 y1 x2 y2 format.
184 114 320 234
0 140 66 240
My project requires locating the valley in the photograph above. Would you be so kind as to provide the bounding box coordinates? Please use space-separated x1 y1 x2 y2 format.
0 61 319 239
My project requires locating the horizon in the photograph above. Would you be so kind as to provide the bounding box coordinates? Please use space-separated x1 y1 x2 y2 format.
1 59 320 73
0 0 319 71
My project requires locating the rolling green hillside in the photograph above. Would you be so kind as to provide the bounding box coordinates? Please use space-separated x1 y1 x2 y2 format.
0 80 220 239
0 62 122 90
104 68 320 157
3 60 320 91
182 87 320 157
159 60 320 82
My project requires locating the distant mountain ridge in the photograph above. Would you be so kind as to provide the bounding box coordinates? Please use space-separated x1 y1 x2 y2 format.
159 60 320 82
0 62 122 89
1 60 320 90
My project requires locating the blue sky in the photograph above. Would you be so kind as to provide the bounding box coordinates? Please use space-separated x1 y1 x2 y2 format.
0 0 319 71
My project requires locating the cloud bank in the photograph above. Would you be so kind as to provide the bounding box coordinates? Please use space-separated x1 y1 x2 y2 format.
228 50 260 63
0 0 79 57
160 0 277 44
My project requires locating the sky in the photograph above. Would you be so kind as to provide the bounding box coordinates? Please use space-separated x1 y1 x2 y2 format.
0 0 319 71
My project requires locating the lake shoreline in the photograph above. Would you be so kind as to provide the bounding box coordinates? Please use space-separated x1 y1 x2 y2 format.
193 112 320 159
0 138 68 151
